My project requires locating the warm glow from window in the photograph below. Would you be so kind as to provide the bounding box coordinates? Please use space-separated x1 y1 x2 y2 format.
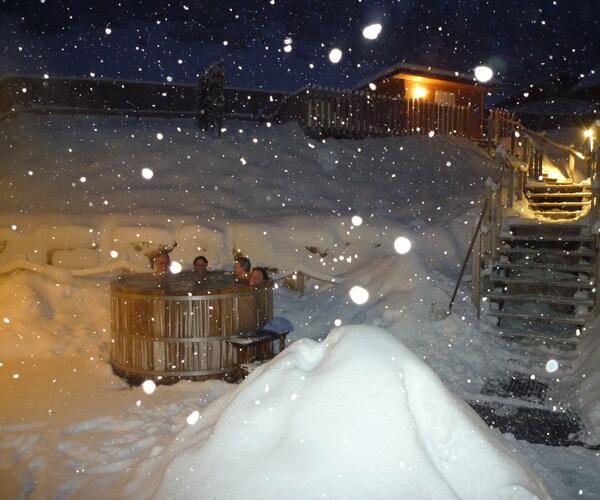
413 86 427 99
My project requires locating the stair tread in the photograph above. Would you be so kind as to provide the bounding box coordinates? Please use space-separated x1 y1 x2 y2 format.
493 263 593 272
498 329 580 341
491 276 594 288
526 192 591 198
529 201 591 207
533 211 584 218
507 222 587 230
485 293 594 305
497 247 594 256
526 183 590 190
487 311 587 325
500 233 593 242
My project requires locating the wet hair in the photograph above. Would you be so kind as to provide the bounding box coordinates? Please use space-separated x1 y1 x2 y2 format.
235 257 251 273
252 267 269 282
193 255 208 266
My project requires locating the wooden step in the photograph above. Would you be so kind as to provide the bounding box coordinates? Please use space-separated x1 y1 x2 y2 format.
487 311 587 325
506 223 587 234
526 192 591 198
485 293 594 306
498 328 580 341
497 247 594 257
529 201 591 207
526 183 590 192
491 276 594 288
493 262 593 273
500 233 593 242
532 211 584 219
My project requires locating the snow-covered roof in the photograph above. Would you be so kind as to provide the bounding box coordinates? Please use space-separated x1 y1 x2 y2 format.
353 62 499 90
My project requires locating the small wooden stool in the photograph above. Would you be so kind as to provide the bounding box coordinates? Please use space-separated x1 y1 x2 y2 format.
227 331 290 380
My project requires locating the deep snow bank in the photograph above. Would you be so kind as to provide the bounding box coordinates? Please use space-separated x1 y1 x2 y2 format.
148 326 549 500
0 114 495 275
0 268 110 360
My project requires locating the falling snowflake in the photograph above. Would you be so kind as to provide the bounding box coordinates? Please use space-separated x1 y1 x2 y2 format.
141 168 154 179
351 215 363 226
362 23 382 40
394 237 412 254
349 286 369 305
142 380 156 394
186 410 200 425
328 48 342 64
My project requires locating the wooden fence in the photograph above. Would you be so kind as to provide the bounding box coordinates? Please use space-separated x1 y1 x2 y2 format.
1 74 475 140
275 86 472 139
0 74 286 120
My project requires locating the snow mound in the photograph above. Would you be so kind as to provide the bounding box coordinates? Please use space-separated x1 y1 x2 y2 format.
154 326 549 499
0 270 110 359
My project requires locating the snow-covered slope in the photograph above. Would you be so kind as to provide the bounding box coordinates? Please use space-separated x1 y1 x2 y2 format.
1 115 599 499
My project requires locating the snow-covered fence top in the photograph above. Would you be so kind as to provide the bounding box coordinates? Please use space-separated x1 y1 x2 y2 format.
274 86 472 139
0 74 286 120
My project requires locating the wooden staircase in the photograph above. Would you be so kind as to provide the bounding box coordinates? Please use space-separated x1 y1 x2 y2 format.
466 113 600 445
526 176 592 220
485 218 596 348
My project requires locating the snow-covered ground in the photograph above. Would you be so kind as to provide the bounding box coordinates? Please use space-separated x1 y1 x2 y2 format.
1 114 599 499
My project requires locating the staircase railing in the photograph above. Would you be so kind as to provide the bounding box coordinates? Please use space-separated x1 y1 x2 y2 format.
487 109 588 185
590 130 600 313
471 113 600 318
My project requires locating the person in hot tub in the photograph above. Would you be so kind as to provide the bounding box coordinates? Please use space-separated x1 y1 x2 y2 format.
153 251 171 275
193 255 208 274
233 256 251 282
249 267 269 286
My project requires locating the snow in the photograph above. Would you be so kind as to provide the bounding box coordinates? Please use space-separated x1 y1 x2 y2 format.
147 326 549 500
1 114 599 498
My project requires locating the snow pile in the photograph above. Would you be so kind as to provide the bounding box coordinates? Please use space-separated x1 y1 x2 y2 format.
0 268 110 360
568 316 600 440
0 114 495 275
147 326 549 500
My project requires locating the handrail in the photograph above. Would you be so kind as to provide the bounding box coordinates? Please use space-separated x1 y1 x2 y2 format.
450 155 507 314
469 114 600 319
448 200 489 314
488 109 588 160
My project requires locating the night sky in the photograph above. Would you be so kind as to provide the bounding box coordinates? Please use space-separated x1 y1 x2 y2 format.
1 0 598 94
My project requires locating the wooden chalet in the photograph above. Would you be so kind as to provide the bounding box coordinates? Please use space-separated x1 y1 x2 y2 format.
354 62 498 140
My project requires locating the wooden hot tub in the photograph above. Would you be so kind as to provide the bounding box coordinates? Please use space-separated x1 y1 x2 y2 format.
110 271 273 382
